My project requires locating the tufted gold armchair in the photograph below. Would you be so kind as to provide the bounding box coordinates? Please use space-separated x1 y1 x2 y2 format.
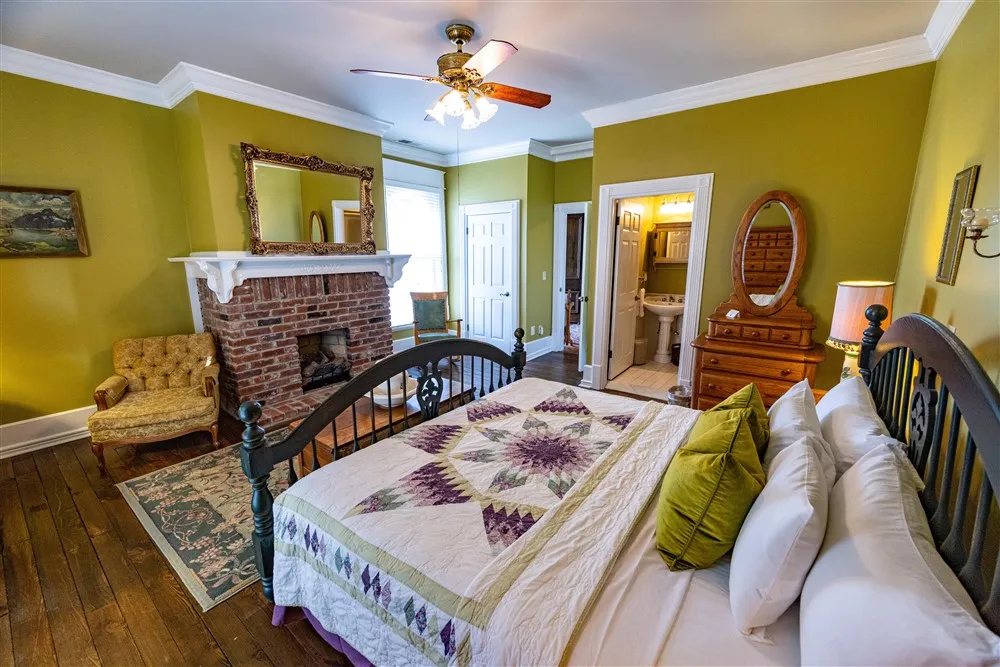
87 333 220 474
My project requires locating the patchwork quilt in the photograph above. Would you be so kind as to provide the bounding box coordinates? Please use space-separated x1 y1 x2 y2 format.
271 378 699 666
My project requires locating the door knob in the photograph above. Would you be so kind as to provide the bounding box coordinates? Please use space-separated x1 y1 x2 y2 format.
500 291 510 297
634 295 640 301
578 296 588 303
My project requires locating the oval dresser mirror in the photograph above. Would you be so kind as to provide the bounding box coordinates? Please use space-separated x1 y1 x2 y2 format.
731 190 807 316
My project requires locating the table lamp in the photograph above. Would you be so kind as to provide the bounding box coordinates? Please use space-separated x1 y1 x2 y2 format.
827 280 894 380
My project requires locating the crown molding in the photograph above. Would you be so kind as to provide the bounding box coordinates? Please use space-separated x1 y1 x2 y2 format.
381 140 450 167
0 44 165 106
162 63 392 136
0 45 392 137
924 0 974 58
444 139 533 166
548 140 594 162
583 35 934 128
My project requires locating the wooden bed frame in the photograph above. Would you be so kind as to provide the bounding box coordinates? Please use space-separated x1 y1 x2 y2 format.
239 309 1000 640
860 306 1000 633
239 328 527 601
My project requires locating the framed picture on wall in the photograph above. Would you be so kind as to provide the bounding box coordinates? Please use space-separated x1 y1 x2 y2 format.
0 186 89 258
935 165 979 285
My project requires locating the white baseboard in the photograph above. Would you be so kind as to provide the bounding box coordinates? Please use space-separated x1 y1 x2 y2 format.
580 365 595 388
1 405 95 459
524 336 554 361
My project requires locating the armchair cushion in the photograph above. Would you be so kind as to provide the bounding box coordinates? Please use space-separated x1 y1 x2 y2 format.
416 331 459 342
88 386 216 443
114 333 216 392
412 299 447 331
95 375 129 410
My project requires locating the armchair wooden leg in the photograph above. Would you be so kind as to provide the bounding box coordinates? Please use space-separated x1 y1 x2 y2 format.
91 442 107 476
209 422 219 449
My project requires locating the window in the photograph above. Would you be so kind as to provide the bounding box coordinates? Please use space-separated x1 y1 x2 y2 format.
383 160 447 328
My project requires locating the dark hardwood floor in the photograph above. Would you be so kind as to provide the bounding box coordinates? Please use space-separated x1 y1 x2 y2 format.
0 352 582 667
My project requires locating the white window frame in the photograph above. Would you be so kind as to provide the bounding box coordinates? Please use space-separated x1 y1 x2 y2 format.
382 159 448 332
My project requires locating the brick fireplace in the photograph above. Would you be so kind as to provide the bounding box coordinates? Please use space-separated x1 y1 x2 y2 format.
197 272 393 427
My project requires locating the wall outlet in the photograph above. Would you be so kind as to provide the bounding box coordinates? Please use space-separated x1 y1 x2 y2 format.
542 271 547 281
530 325 537 336
538 325 545 335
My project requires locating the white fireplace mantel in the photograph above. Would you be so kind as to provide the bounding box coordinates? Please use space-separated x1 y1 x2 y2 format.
169 251 411 331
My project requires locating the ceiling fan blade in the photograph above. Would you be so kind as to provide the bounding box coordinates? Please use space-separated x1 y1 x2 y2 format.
463 40 517 78
350 69 439 83
482 83 551 109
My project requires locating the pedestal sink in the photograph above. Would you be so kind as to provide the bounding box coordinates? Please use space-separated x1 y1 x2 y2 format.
644 294 685 364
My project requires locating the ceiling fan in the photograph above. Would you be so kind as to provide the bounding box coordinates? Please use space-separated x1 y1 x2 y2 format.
351 23 551 130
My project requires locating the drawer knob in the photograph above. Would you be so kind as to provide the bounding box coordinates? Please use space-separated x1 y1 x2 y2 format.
751 331 760 337
708 383 717 390
723 328 733 334
781 369 791 377
781 333 790 340
709 358 719 365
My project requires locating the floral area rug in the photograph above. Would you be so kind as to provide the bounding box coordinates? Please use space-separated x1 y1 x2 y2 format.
118 444 292 611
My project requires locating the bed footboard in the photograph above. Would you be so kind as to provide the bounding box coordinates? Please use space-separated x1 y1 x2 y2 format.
239 329 526 601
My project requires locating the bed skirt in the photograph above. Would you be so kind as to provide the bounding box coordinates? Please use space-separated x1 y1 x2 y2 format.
272 605 374 667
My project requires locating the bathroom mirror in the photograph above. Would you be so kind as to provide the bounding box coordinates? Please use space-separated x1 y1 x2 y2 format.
242 142 375 255
732 190 807 316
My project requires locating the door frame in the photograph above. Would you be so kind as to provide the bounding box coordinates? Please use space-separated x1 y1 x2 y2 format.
551 202 590 372
461 200 521 354
589 173 714 390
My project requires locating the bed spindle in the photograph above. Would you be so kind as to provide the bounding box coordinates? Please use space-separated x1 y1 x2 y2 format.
930 411 964 541
895 351 916 441
311 438 319 471
401 372 410 428
332 419 339 461
288 458 297 485
919 387 949 514
489 360 495 393
941 434 976 569
369 390 378 443
460 356 466 404
959 478 993 604
386 380 394 436
479 357 485 398
351 403 360 453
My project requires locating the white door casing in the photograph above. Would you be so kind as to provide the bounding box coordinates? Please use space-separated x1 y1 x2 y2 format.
551 202 590 372
463 201 520 353
608 207 642 379
590 173 715 390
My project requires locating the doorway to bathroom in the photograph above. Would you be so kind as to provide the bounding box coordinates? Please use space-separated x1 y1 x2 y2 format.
587 174 714 399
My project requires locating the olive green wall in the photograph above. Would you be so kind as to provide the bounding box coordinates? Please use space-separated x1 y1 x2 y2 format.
589 64 936 388
299 171 361 242
0 73 194 424
172 94 215 251
526 156 556 339
444 156 530 336
554 158 593 204
895 0 999 386
182 92 387 251
255 165 302 242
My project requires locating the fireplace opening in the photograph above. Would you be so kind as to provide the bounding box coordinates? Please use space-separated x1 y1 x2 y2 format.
297 329 352 392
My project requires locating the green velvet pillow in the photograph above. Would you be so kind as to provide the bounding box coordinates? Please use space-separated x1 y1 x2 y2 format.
692 384 770 457
656 411 766 571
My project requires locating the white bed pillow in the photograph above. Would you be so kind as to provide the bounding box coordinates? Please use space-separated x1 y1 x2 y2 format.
730 439 828 636
814 376 897 476
800 444 1000 666
766 379 835 488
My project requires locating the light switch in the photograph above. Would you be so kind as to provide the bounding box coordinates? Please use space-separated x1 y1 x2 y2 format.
539 325 545 335
542 271 547 280
530 325 537 336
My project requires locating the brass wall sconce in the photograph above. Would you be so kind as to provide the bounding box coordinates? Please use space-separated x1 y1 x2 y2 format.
960 207 1000 259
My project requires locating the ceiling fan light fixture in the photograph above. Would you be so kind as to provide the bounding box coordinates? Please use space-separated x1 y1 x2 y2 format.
425 100 446 125
461 100 480 130
474 94 498 123
442 89 466 117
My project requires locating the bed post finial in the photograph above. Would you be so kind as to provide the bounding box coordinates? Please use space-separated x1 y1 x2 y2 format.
513 328 526 380
859 304 889 386
239 400 276 602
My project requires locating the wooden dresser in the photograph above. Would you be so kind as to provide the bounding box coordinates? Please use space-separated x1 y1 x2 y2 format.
691 190 826 409
691 296 825 409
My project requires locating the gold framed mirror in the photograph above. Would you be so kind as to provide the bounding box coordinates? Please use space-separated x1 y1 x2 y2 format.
731 190 807 317
241 142 375 255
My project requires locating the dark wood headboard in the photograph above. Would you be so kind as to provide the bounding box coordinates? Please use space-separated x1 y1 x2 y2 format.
860 307 1000 632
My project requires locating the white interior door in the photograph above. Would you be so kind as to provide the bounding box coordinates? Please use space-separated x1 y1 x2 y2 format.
608 207 641 379
464 201 519 353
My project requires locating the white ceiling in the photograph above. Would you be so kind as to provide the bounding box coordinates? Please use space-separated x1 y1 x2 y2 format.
0 1 938 155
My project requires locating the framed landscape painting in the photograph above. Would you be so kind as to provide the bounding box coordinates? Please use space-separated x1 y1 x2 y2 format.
0 186 89 257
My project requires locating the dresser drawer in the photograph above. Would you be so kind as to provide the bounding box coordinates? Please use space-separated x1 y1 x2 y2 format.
699 371 794 404
757 239 776 248
768 328 812 347
744 260 765 272
764 260 790 273
765 248 791 260
710 322 742 339
775 239 793 248
741 325 769 341
745 248 766 260
776 230 793 240
700 350 806 381
759 231 777 240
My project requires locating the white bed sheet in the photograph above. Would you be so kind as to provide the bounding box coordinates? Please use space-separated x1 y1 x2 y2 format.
569 498 801 666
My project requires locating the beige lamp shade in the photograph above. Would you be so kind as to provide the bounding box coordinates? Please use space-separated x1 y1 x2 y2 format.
827 280 894 351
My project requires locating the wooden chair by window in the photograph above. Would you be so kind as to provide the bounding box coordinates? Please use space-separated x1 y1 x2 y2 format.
411 291 462 345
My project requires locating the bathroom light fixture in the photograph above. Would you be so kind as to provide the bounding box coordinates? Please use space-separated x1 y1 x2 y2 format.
827 280 894 379
960 207 1000 259
659 194 694 216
